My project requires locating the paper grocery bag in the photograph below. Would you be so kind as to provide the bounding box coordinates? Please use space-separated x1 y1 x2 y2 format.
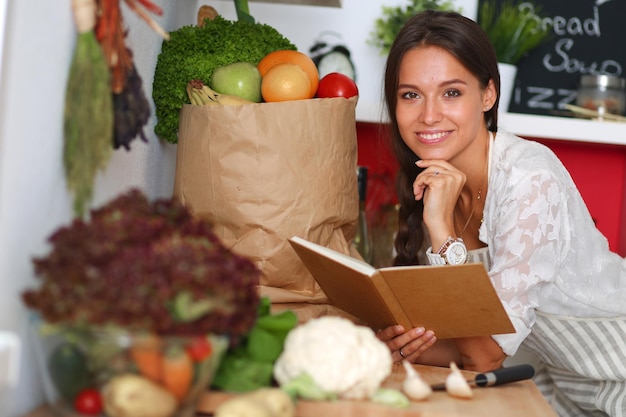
173 97 359 322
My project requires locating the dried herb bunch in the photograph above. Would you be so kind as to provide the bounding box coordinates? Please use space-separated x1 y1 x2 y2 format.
23 189 261 337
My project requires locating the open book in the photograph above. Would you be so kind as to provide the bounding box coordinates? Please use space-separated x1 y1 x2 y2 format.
289 236 514 339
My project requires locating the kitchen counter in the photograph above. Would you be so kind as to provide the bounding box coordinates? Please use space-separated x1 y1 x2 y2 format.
24 363 557 417
197 363 558 417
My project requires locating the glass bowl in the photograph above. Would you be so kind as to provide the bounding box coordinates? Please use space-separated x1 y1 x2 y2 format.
30 317 229 417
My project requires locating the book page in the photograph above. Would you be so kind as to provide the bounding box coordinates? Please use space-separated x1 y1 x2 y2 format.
288 236 375 276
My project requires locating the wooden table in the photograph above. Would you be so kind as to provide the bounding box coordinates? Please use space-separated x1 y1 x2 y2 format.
197 363 558 417
26 363 557 417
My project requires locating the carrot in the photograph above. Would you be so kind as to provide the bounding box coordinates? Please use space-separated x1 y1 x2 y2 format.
124 0 170 41
129 334 163 383
136 0 164 16
161 347 194 402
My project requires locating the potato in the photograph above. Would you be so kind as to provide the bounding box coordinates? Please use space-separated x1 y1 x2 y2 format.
102 373 178 417
248 388 295 417
214 396 274 417
215 388 295 417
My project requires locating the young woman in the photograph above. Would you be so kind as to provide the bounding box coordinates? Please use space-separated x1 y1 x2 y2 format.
375 10 626 417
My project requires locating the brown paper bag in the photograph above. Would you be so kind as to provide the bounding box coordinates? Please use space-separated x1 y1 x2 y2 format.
173 97 359 321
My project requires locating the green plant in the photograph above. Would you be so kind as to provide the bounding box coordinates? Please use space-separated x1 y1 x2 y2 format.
369 0 461 55
478 0 551 65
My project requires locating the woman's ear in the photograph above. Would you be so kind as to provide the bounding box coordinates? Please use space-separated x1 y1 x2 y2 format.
483 79 497 111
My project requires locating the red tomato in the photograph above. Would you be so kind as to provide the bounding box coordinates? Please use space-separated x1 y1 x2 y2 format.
316 73 359 98
74 388 102 415
185 336 213 362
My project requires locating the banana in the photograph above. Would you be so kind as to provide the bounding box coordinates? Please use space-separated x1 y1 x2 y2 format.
187 80 217 105
217 93 255 106
192 89 217 106
186 83 202 105
201 84 253 106
186 79 253 107
199 84 219 102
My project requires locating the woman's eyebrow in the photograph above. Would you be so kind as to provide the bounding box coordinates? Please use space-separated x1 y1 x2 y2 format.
397 79 467 89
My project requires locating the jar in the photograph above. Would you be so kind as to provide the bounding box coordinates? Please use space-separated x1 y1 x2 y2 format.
576 74 626 116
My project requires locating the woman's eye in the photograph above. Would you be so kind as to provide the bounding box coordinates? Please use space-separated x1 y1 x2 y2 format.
401 91 419 99
444 89 461 98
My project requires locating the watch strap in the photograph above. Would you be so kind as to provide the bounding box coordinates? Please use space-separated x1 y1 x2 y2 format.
426 246 447 265
438 236 460 255
426 236 467 265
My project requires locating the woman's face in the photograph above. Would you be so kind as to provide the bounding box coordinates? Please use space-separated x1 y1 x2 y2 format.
395 45 496 163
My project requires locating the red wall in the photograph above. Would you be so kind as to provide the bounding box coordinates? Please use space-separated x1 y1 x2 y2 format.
356 122 626 256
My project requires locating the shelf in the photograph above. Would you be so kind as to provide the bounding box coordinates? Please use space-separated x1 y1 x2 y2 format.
355 103 626 147
499 112 626 146
249 0 341 7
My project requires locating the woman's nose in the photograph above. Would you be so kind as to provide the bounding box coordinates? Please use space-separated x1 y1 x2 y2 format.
419 99 442 125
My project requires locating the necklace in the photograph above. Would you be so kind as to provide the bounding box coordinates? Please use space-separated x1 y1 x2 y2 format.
455 140 490 238
455 187 483 237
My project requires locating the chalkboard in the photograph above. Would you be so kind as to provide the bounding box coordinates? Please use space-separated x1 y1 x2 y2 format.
480 0 626 116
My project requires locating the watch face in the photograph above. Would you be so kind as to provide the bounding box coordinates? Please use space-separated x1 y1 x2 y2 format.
317 51 356 81
444 241 468 265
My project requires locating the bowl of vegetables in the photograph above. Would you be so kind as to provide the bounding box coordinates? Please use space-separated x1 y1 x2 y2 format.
23 189 261 417
31 322 229 417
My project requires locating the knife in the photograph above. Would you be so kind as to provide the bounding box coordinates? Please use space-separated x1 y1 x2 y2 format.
430 364 535 391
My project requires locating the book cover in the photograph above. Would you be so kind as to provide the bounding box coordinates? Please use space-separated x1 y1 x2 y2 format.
289 236 514 339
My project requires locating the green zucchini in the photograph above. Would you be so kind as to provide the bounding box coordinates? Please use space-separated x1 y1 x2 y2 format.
48 342 92 401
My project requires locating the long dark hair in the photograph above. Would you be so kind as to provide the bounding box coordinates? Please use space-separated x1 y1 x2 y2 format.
384 10 500 266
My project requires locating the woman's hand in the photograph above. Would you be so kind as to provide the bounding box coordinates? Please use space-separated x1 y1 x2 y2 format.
414 159 465 247
377 325 437 363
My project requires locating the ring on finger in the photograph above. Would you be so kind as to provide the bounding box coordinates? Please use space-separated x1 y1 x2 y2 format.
399 349 406 359
434 170 439 176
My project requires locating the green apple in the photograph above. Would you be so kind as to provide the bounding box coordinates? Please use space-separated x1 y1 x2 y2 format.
210 62 263 103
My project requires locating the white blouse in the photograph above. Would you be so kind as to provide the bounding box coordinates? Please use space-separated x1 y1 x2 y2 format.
479 130 626 356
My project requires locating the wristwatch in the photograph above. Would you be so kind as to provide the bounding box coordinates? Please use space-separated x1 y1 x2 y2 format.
426 237 468 265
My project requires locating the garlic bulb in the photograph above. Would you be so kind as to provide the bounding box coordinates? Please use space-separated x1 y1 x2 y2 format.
401 361 432 400
445 362 474 399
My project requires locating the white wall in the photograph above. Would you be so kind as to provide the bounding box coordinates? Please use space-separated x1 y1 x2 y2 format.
0 1 196 415
0 1 477 415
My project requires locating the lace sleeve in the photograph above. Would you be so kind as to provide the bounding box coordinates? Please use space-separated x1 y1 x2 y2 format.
488 168 570 353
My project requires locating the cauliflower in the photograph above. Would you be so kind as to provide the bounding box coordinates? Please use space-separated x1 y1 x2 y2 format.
273 316 392 400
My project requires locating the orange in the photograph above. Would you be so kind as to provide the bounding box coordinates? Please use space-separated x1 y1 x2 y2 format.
258 50 319 98
261 63 312 102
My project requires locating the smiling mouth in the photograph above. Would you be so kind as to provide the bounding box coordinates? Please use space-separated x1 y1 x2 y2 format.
419 131 449 141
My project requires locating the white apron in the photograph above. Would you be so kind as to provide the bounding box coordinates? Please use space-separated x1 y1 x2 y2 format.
521 312 626 417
